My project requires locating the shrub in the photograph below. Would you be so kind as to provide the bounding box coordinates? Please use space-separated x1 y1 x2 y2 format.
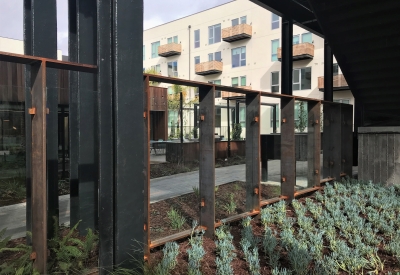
167 207 186 230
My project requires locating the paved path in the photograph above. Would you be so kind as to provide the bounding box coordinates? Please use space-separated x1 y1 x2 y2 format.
0 156 355 239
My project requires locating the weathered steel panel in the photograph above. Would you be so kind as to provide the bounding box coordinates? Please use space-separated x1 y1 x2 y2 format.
281 98 295 201
341 104 353 177
307 101 321 187
199 85 215 237
245 92 261 211
322 103 341 180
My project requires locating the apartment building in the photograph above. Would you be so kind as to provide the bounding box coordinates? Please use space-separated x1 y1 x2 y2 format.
143 0 353 137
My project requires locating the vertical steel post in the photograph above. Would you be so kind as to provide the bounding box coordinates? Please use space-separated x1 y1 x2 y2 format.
281 18 293 96
180 92 184 162
113 0 145 269
69 0 98 233
31 61 47 273
24 0 58 240
97 0 114 272
307 101 321 187
199 85 215 237
227 99 231 157
143 76 151 258
245 93 261 211
194 104 198 139
235 100 240 124
281 98 296 201
273 104 277 133
324 41 333 102
341 104 353 177
323 103 341 180
61 107 66 178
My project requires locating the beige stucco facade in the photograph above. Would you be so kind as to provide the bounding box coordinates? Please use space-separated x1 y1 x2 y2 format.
143 0 354 136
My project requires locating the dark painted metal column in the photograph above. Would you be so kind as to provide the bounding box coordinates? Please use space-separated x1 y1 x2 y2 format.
69 0 98 233
307 101 321 187
281 18 293 96
353 99 364 165
194 104 198 138
235 100 240 124
97 0 114 272
273 105 277 133
227 99 231 157
322 103 341 180
341 104 353 177
180 92 184 162
143 76 151 258
324 41 333 102
199 85 215 237
281 98 295 201
113 0 145 269
280 17 295 201
30 61 48 274
24 0 58 240
245 93 261 211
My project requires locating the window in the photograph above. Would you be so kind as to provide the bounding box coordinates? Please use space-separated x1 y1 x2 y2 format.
151 41 160 58
293 35 300 45
271 13 279 29
232 16 247 26
208 23 221 44
194 29 200 48
302 32 312 43
208 51 221 62
151 64 161 73
167 36 178 44
271 39 279 61
240 76 246 86
270 105 280 128
239 106 246 129
232 76 246 87
293 67 311 90
215 108 221 127
232 46 246 68
167 61 178 77
333 63 339 76
334 99 350 104
143 45 145 60
209 80 221 98
271 71 279 92
194 56 200 65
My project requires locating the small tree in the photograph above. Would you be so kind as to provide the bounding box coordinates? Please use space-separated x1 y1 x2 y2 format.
144 67 160 86
295 101 307 133
232 123 242 140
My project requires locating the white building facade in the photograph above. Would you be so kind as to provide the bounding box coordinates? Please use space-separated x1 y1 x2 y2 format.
143 0 353 138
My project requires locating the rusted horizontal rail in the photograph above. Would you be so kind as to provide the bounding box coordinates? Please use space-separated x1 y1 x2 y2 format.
0 51 97 73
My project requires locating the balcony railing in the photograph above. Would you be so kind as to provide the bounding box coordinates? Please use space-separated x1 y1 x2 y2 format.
158 43 181 57
277 42 314 61
195 60 223 75
318 74 349 91
222 24 252 42
221 86 252 98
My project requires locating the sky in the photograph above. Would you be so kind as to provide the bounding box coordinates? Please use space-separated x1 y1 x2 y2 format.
0 0 232 56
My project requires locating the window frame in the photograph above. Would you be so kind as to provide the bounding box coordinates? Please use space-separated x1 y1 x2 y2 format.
151 41 160 58
293 35 300 45
271 39 279 61
301 32 312 43
208 23 221 45
167 61 178 77
271 71 279 92
271 13 279 29
292 67 312 91
231 46 246 68
194 29 200 48
194 56 200 65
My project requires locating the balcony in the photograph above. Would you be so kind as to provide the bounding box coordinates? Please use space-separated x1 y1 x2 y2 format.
318 74 349 91
158 43 181 57
222 24 252 42
221 86 252 98
195 61 223 76
277 42 314 61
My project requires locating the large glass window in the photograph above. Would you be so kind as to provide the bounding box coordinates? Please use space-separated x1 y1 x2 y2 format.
271 13 279 29
271 39 279 61
333 63 339 76
232 46 246 68
232 16 247 26
232 76 247 87
151 41 160 58
302 32 312 43
208 24 221 44
293 35 300 45
151 64 161 73
240 16 247 24
208 51 222 62
270 105 280 128
167 36 178 44
232 18 239 26
271 71 279 92
293 67 312 90
194 56 200 65
241 76 246 86
143 45 145 60
209 80 221 98
194 29 200 48
167 61 178 77
239 106 246 129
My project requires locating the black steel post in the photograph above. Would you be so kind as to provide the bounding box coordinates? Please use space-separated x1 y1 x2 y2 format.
323 103 341 180
97 0 114 272
235 100 240 124
113 0 145 269
307 102 321 187
353 99 364 165
273 105 277 133
194 104 198 138
324 41 333 101
69 0 98 234
245 93 261 211
227 99 231 157
24 0 58 241
199 85 215 238
281 18 293 96
180 92 183 162
341 104 353 177
61 107 66 178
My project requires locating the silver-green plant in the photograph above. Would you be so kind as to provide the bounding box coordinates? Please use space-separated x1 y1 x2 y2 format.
287 242 311 275
271 267 292 275
167 207 186 230
153 242 180 275
223 193 237 214
187 221 206 275
262 227 280 269
215 225 236 275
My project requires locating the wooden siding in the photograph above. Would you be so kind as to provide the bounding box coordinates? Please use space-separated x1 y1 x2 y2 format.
318 74 349 90
277 42 314 60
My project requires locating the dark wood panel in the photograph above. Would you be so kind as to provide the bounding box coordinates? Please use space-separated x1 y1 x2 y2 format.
149 86 167 111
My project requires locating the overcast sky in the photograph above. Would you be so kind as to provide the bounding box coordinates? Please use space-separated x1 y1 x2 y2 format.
0 0 232 56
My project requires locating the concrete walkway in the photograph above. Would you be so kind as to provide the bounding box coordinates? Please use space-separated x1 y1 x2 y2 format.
0 155 353 239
